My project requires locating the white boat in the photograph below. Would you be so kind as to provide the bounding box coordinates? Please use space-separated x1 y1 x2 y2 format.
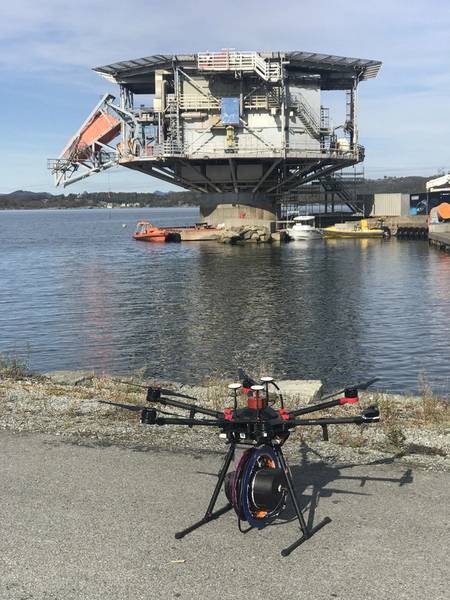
286 216 323 240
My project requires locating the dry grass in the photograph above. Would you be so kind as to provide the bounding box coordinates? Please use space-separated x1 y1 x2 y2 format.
1 371 448 459
0 353 30 380
418 373 448 424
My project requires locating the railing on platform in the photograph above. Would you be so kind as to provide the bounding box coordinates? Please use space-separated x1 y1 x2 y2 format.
197 51 281 81
127 139 362 161
176 92 280 112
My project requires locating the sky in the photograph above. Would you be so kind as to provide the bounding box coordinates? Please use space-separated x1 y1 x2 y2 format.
0 0 449 194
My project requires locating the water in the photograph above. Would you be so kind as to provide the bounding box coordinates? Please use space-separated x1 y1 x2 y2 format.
1 208 449 396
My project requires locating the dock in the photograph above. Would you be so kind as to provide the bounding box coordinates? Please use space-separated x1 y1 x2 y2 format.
367 215 428 238
429 230 450 252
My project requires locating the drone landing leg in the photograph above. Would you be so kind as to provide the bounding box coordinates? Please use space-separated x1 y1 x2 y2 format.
276 446 331 556
175 444 235 540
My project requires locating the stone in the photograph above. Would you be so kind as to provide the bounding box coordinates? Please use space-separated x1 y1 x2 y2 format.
43 370 95 386
276 379 323 407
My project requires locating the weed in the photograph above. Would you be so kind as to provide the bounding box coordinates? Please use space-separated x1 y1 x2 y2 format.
0 352 30 380
418 373 448 424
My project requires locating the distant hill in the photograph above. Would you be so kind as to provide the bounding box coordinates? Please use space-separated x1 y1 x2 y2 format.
0 176 436 209
0 190 201 210
358 176 429 194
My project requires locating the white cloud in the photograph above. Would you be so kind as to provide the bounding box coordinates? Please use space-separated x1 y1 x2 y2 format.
1 0 450 189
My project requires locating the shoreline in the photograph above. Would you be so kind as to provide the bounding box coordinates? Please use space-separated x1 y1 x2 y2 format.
0 205 200 211
1 370 448 472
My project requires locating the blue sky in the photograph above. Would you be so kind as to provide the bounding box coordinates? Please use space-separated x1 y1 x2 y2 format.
1 0 449 194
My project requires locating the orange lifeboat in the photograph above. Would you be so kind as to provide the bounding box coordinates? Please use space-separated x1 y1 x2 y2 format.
133 220 167 242
437 202 450 221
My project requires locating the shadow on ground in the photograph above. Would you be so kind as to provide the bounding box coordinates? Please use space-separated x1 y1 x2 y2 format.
196 441 413 535
274 443 413 531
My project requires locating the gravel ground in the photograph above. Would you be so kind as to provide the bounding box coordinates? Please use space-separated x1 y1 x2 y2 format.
0 374 448 471
0 430 449 600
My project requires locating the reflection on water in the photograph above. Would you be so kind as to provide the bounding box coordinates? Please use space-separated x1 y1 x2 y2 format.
0 208 449 395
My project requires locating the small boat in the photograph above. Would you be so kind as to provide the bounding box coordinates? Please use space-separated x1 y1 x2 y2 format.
164 223 220 241
133 220 167 242
286 216 323 240
323 219 386 239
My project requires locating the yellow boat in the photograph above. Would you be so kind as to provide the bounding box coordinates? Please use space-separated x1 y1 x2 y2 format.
323 219 386 239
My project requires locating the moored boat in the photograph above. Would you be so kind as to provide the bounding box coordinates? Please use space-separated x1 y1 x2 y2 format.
286 216 323 240
323 219 386 239
164 223 220 241
133 220 167 242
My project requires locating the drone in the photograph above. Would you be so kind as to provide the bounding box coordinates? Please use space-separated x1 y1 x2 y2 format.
100 371 380 556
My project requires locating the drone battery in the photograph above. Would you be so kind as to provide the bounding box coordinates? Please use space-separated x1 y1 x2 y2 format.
247 396 268 410
252 468 285 511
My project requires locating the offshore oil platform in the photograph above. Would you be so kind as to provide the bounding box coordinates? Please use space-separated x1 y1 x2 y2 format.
50 50 381 226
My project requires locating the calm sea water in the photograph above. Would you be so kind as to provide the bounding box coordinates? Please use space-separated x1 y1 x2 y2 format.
1 208 449 395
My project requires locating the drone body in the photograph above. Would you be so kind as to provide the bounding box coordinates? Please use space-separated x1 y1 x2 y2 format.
101 373 380 556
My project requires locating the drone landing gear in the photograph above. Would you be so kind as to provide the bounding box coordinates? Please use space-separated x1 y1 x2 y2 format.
274 446 331 556
175 443 235 540
175 443 330 556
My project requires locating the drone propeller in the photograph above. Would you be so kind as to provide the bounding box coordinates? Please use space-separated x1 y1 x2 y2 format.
237 368 257 389
320 377 379 402
98 400 180 418
98 400 146 412
148 386 199 401
109 379 199 401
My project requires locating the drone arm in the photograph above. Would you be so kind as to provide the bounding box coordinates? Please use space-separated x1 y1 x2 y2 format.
288 386 362 418
98 400 145 412
141 409 224 428
292 416 364 426
290 406 380 428
156 417 223 427
288 397 348 418
146 388 223 419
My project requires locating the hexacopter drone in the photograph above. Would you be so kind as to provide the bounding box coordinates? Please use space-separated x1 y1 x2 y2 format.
101 371 379 556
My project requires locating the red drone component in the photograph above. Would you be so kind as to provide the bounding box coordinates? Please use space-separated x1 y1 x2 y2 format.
223 408 233 421
247 395 268 410
339 396 359 405
339 388 359 405
278 408 290 421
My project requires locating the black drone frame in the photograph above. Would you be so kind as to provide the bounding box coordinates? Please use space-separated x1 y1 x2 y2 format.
100 375 379 556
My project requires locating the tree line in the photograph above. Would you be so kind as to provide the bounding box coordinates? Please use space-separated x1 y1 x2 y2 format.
0 176 431 210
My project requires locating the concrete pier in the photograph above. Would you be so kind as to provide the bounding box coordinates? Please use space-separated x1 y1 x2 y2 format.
429 223 450 252
200 192 277 229
367 215 428 238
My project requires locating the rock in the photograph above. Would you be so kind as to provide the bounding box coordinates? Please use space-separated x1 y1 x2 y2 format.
217 225 272 244
43 370 95 386
272 231 281 242
276 379 323 407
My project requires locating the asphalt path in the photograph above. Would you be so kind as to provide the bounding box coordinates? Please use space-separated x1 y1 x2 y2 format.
0 431 448 599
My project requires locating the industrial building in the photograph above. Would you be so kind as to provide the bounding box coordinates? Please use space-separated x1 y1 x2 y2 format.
50 50 381 226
